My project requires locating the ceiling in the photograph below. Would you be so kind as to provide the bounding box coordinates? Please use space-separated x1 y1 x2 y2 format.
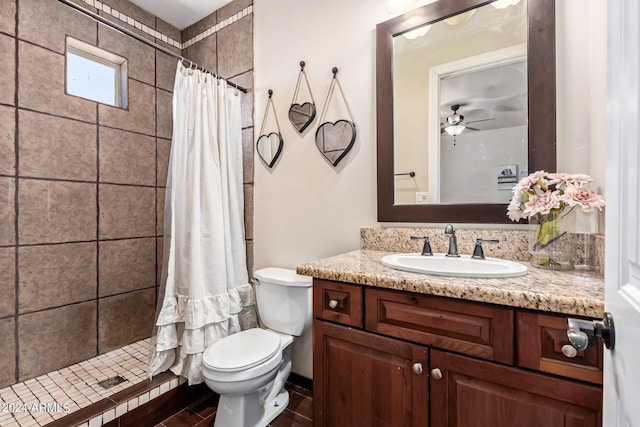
127 0 233 30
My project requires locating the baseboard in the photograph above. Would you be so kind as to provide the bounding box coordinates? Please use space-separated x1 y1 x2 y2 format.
287 372 313 392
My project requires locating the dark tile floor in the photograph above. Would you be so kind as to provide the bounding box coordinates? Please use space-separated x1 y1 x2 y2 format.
154 383 313 427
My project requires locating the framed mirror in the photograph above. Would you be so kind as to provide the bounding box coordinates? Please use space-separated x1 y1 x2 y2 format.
376 0 556 223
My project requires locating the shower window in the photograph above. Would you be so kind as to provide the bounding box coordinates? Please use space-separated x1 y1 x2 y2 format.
65 37 128 108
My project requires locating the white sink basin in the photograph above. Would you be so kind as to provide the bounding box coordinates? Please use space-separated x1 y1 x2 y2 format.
381 253 528 278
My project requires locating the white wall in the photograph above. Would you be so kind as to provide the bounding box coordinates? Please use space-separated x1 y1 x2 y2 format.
253 0 607 379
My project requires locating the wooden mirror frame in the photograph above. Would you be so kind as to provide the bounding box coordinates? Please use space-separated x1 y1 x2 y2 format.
376 0 556 223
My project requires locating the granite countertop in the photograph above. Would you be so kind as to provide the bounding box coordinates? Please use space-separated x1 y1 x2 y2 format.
296 250 605 317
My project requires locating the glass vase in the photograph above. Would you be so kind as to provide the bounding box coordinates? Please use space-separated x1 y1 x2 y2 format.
529 211 575 270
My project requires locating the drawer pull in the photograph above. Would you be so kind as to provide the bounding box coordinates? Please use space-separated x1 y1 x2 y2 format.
412 363 423 374
562 344 578 358
430 368 443 380
328 299 338 309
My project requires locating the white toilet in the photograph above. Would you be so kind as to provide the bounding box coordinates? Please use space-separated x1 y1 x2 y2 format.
202 267 312 427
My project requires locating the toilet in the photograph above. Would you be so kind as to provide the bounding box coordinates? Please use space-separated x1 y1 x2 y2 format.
202 267 312 427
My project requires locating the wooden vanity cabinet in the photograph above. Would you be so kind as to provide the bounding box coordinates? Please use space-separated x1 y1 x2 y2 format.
313 279 603 427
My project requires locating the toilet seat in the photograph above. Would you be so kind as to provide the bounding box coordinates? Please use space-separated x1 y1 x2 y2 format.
202 328 284 383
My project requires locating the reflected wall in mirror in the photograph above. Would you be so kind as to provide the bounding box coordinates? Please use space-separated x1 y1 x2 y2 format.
377 0 556 223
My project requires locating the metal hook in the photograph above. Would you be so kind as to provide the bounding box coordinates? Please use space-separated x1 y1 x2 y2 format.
268 89 273 98
332 67 338 77
300 60 306 70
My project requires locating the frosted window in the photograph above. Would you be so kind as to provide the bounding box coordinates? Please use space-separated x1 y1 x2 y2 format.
65 38 127 108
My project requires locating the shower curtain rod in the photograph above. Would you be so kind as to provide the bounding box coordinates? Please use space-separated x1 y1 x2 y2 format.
57 0 248 93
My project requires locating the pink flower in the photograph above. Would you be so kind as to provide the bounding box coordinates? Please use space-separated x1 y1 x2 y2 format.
523 191 561 216
549 172 593 186
563 183 605 212
517 170 549 190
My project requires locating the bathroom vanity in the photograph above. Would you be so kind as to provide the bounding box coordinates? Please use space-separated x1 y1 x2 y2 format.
298 250 604 427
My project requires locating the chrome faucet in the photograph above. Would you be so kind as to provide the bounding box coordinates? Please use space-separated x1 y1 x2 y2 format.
410 236 433 256
471 238 500 260
444 224 460 257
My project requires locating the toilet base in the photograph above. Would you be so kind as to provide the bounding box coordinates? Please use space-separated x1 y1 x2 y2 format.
213 389 289 427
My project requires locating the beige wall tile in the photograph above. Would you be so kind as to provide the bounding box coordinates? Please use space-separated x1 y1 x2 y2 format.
155 18 181 55
0 106 15 175
156 188 165 236
0 177 15 246
18 0 96 54
99 80 155 135
184 35 217 75
0 318 15 388
99 184 155 239
18 42 96 123
19 179 96 245
18 243 97 313
98 25 155 86
232 71 254 129
98 0 155 41
217 0 252 21
0 0 16 36
0 247 15 318
156 52 177 93
19 110 97 181
183 12 217 42
100 127 155 186
245 240 254 277
157 138 171 187
98 288 155 353
18 302 97 381
217 16 252 79
157 236 164 285
156 89 173 139
242 128 253 185
0 34 15 106
244 184 253 240
99 238 155 297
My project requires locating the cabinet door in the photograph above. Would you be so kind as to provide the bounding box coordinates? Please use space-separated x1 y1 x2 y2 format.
430 349 602 427
313 321 428 427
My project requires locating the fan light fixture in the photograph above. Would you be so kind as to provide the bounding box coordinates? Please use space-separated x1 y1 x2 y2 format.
385 0 418 14
444 124 465 136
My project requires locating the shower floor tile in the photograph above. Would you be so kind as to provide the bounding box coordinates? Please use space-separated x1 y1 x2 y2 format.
0 338 159 427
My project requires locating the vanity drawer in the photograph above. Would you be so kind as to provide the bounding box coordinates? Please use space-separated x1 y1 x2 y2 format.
313 279 363 327
365 288 514 364
517 312 603 384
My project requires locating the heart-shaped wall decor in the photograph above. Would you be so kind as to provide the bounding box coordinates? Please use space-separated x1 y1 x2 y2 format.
256 132 283 168
288 102 316 133
314 120 356 166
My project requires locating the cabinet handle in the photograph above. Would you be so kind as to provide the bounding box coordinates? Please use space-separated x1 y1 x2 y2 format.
328 299 338 309
430 368 443 380
561 344 578 358
412 363 423 374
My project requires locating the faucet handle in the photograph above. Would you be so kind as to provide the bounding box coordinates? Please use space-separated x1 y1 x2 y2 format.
471 238 499 260
410 236 433 256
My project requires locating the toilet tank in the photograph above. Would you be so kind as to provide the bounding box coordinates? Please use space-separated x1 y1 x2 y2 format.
253 268 312 336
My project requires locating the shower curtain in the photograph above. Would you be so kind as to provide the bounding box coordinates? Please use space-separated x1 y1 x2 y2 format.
149 62 257 385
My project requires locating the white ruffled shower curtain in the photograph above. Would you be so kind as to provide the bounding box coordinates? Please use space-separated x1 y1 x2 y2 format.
149 62 257 385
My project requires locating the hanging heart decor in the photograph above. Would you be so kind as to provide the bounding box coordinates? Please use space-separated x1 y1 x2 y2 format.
315 120 356 166
256 89 284 169
288 102 316 133
315 67 357 167
288 61 317 134
256 132 283 168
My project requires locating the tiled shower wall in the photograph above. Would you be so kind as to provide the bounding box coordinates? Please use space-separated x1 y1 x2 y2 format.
0 0 186 388
181 0 255 274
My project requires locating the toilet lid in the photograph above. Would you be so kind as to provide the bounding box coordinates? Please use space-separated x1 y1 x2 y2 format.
203 328 281 372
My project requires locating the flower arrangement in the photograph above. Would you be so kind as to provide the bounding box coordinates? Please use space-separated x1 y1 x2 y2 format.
508 170 605 269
